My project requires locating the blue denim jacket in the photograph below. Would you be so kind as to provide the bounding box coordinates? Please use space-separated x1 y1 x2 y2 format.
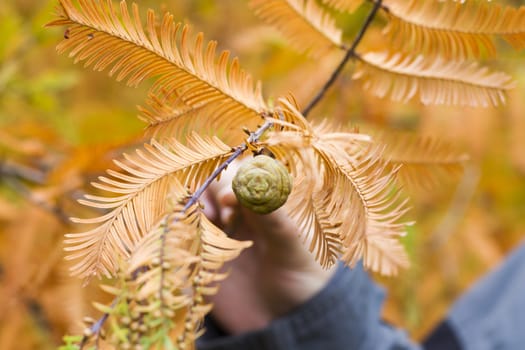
197 242 525 350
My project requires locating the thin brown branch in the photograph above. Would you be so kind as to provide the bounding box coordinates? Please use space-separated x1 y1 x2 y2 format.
302 0 383 117
366 0 389 13
80 299 116 350
0 159 46 184
158 218 170 319
182 119 274 212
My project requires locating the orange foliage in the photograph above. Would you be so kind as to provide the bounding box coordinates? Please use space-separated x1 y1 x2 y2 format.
1 0 524 348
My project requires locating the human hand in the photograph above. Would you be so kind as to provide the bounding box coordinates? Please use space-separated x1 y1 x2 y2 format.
202 160 337 335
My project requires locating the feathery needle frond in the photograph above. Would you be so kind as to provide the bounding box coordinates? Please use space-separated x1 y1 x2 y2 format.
384 0 525 58
291 175 343 268
66 134 233 280
263 98 410 274
47 0 267 134
313 140 410 271
359 234 409 276
250 0 343 57
268 140 344 269
138 92 207 141
354 51 515 107
123 206 251 348
260 139 344 269
376 131 469 191
138 91 259 145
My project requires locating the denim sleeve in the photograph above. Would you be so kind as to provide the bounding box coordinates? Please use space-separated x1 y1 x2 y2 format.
445 242 525 350
196 263 421 350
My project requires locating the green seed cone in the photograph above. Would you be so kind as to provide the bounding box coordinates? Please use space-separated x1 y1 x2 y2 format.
232 155 292 214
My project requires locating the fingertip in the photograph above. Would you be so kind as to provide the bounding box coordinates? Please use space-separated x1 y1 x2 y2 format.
202 201 216 220
217 187 238 207
220 206 235 226
200 190 218 222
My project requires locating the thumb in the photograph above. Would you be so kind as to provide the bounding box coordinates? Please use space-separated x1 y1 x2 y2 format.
216 185 238 226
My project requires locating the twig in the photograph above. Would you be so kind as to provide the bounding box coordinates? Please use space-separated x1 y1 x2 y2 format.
158 217 170 320
302 0 383 117
80 299 116 349
183 120 273 212
0 159 47 184
366 0 389 13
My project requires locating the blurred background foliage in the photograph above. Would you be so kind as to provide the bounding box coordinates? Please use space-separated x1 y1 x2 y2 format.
0 0 524 349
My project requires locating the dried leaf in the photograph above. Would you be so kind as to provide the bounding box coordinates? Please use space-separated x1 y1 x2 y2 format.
250 0 342 58
384 0 525 59
263 99 410 274
373 130 469 191
47 0 267 138
66 134 233 280
354 51 515 107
